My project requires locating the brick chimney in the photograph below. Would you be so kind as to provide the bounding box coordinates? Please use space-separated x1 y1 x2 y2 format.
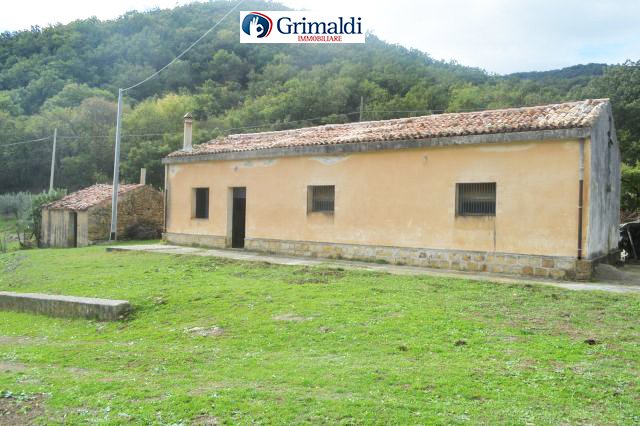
183 112 193 151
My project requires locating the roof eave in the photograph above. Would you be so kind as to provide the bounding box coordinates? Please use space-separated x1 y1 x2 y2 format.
42 206 89 212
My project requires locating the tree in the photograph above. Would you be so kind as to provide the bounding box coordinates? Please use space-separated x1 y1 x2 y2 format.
621 162 640 218
41 83 113 110
0 192 33 248
577 61 640 164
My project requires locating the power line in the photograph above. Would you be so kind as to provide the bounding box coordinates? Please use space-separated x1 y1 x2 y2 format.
0 107 493 149
0 107 455 149
223 111 361 132
122 0 246 92
49 111 363 141
110 0 247 240
0 107 496 144
0 136 50 148
363 107 489 114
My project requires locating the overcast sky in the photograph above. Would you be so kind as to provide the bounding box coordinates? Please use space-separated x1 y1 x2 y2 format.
1 0 638 74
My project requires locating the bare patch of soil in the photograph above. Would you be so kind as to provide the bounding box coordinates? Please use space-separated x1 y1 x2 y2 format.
0 361 26 373
186 326 225 337
192 414 220 425
0 336 45 345
0 393 46 425
273 313 313 322
286 267 346 285
65 366 92 376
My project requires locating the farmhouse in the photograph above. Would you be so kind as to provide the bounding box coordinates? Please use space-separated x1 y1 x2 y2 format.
162 99 620 280
42 182 163 247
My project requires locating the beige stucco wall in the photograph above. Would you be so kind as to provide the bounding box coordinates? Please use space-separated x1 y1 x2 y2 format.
166 138 590 258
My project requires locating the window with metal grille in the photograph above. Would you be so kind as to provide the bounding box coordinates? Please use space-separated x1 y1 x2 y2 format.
193 187 209 219
308 185 335 213
456 183 496 216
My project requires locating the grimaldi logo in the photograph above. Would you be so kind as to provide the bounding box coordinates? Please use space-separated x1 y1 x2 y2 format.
240 11 365 44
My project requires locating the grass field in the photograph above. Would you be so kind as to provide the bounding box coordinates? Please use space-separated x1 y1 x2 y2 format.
0 245 639 424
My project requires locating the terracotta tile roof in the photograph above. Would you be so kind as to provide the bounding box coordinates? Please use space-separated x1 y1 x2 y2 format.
168 99 608 158
45 184 144 211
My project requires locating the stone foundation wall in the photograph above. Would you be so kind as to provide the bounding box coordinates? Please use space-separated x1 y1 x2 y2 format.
162 233 594 280
163 232 227 248
244 237 593 280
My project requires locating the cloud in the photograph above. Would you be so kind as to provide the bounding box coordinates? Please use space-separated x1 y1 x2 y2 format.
281 0 640 73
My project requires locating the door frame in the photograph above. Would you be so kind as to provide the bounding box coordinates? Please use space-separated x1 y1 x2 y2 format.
70 211 78 248
228 187 246 248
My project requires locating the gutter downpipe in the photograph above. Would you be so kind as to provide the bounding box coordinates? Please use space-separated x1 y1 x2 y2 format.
578 138 585 260
163 164 168 235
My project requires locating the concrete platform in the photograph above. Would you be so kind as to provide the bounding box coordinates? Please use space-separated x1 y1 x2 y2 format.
107 244 640 294
0 291 131 321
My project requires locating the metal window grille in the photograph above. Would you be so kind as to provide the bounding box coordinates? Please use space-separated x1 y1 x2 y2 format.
194 187 209 219
457 183 496 216
309 185 334 213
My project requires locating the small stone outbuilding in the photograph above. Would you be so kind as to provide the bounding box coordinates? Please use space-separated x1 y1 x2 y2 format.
41 184 163 247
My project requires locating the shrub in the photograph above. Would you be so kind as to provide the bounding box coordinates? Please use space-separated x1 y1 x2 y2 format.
0 233 7 253
0 189 67 249
621 162 640 221
0 192 33 248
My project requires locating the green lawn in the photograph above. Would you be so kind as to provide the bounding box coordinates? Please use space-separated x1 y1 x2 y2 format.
0 245 639 424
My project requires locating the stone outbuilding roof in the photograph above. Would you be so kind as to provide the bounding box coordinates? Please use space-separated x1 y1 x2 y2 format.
44 184 144 211
167 99 609 159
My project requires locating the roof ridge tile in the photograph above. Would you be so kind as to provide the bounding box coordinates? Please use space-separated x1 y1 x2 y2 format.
167 99 609 159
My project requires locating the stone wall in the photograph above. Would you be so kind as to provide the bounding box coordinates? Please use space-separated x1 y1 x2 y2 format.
88 186 164 242
587 103 621 258
163 232 227 248
163 232 594 280
243 237 592 280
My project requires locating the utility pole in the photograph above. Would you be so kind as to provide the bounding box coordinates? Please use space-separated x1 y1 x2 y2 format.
48 128 57 192
105 2 241 241
359 96 364 121
109 88 124 241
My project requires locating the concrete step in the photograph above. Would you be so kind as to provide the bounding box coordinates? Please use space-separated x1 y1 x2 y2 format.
0 291 131 321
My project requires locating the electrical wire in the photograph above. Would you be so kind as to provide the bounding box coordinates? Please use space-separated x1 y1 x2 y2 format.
364 107 489 114
122 0 246 92
0 106 494 149
52 111 363 141
222 111 361 132
0 136 50 148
